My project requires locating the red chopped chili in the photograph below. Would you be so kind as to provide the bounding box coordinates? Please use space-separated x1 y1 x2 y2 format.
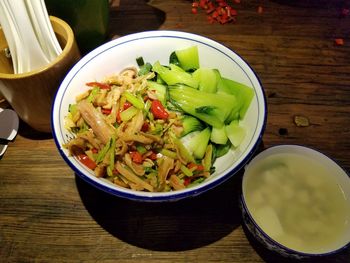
199 0 208 9
192 0 238 24
130 151 143 164
227 6 237 16
148 152 158 160
141 122 149 132
335 38 345 46
91 148 98 154
212 10 219 18
207 15 215 24
116 109 122 123
123 101 132 110
151 100 169 119
184 177 191 186
77 154 97 170
187 162 204 171
218 2 227 7
101 108 112 115
86 82 111 90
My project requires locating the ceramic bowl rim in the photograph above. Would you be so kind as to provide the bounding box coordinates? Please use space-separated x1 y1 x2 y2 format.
51 30 267 202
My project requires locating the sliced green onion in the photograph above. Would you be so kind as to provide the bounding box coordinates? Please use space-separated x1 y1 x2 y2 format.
122 91 144 109
96 138 112 163
68 104 78 114
151 123 163 135
136 56 145 66
180 164 193 177
136 144 147 155
87 87 100 103
138 63 152 76
202 144 213 172
109 135 116 171
160 148 177 159
106 166 113 177
120 106 138 122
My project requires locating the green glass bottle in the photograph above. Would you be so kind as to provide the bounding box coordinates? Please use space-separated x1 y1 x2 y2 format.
45 0 109 54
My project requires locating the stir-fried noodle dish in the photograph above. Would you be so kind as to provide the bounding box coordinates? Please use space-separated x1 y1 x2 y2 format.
63 46 254 192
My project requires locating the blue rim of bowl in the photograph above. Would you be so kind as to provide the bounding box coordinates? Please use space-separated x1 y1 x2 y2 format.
241 144 350 256
51 30 268 202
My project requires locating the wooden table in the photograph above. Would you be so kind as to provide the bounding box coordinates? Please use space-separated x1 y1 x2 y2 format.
1 0 350 262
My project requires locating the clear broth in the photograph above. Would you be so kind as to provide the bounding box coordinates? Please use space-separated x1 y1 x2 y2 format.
244 153 350 254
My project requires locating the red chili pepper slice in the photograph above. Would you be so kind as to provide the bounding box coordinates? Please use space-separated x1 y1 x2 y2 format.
151 100 169 119
91 148 98 154
227 6 237 16
196 164 205 171
116 110 122 123
207 15 215 23
123 101 132 110
187 163 197 170
86 82 111 90
199 0 208 9
141 122 149 132
101 108 112 115
335 38 345 46
212 10 219 18
218 2 227 7
77 154 97 170
148 152 158 160
187 163 204 171
192 0 237 24
130 151 143 164
206 7 215 14
184 177 191 186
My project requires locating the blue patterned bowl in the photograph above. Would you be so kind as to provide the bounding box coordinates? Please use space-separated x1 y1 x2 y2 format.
240 145 350 259
52 30 267 202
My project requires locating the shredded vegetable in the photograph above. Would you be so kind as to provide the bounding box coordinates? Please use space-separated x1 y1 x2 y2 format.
63 46 254 192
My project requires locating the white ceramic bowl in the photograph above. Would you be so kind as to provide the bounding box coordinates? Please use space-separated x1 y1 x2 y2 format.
241 145 350 259
51 30 267 201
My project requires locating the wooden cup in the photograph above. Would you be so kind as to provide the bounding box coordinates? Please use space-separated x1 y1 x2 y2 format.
0 16 81 133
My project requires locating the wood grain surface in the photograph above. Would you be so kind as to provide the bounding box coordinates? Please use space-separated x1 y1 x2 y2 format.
1 0 350 262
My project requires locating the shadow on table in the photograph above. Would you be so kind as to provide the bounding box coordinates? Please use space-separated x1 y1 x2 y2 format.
17 118 52 140
108 0 166 37
76 170 243 251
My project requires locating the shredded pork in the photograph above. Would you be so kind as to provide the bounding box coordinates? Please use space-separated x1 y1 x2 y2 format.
63 68 212 192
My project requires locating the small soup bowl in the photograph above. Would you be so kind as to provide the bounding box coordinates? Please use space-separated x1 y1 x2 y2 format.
240 145 350 259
